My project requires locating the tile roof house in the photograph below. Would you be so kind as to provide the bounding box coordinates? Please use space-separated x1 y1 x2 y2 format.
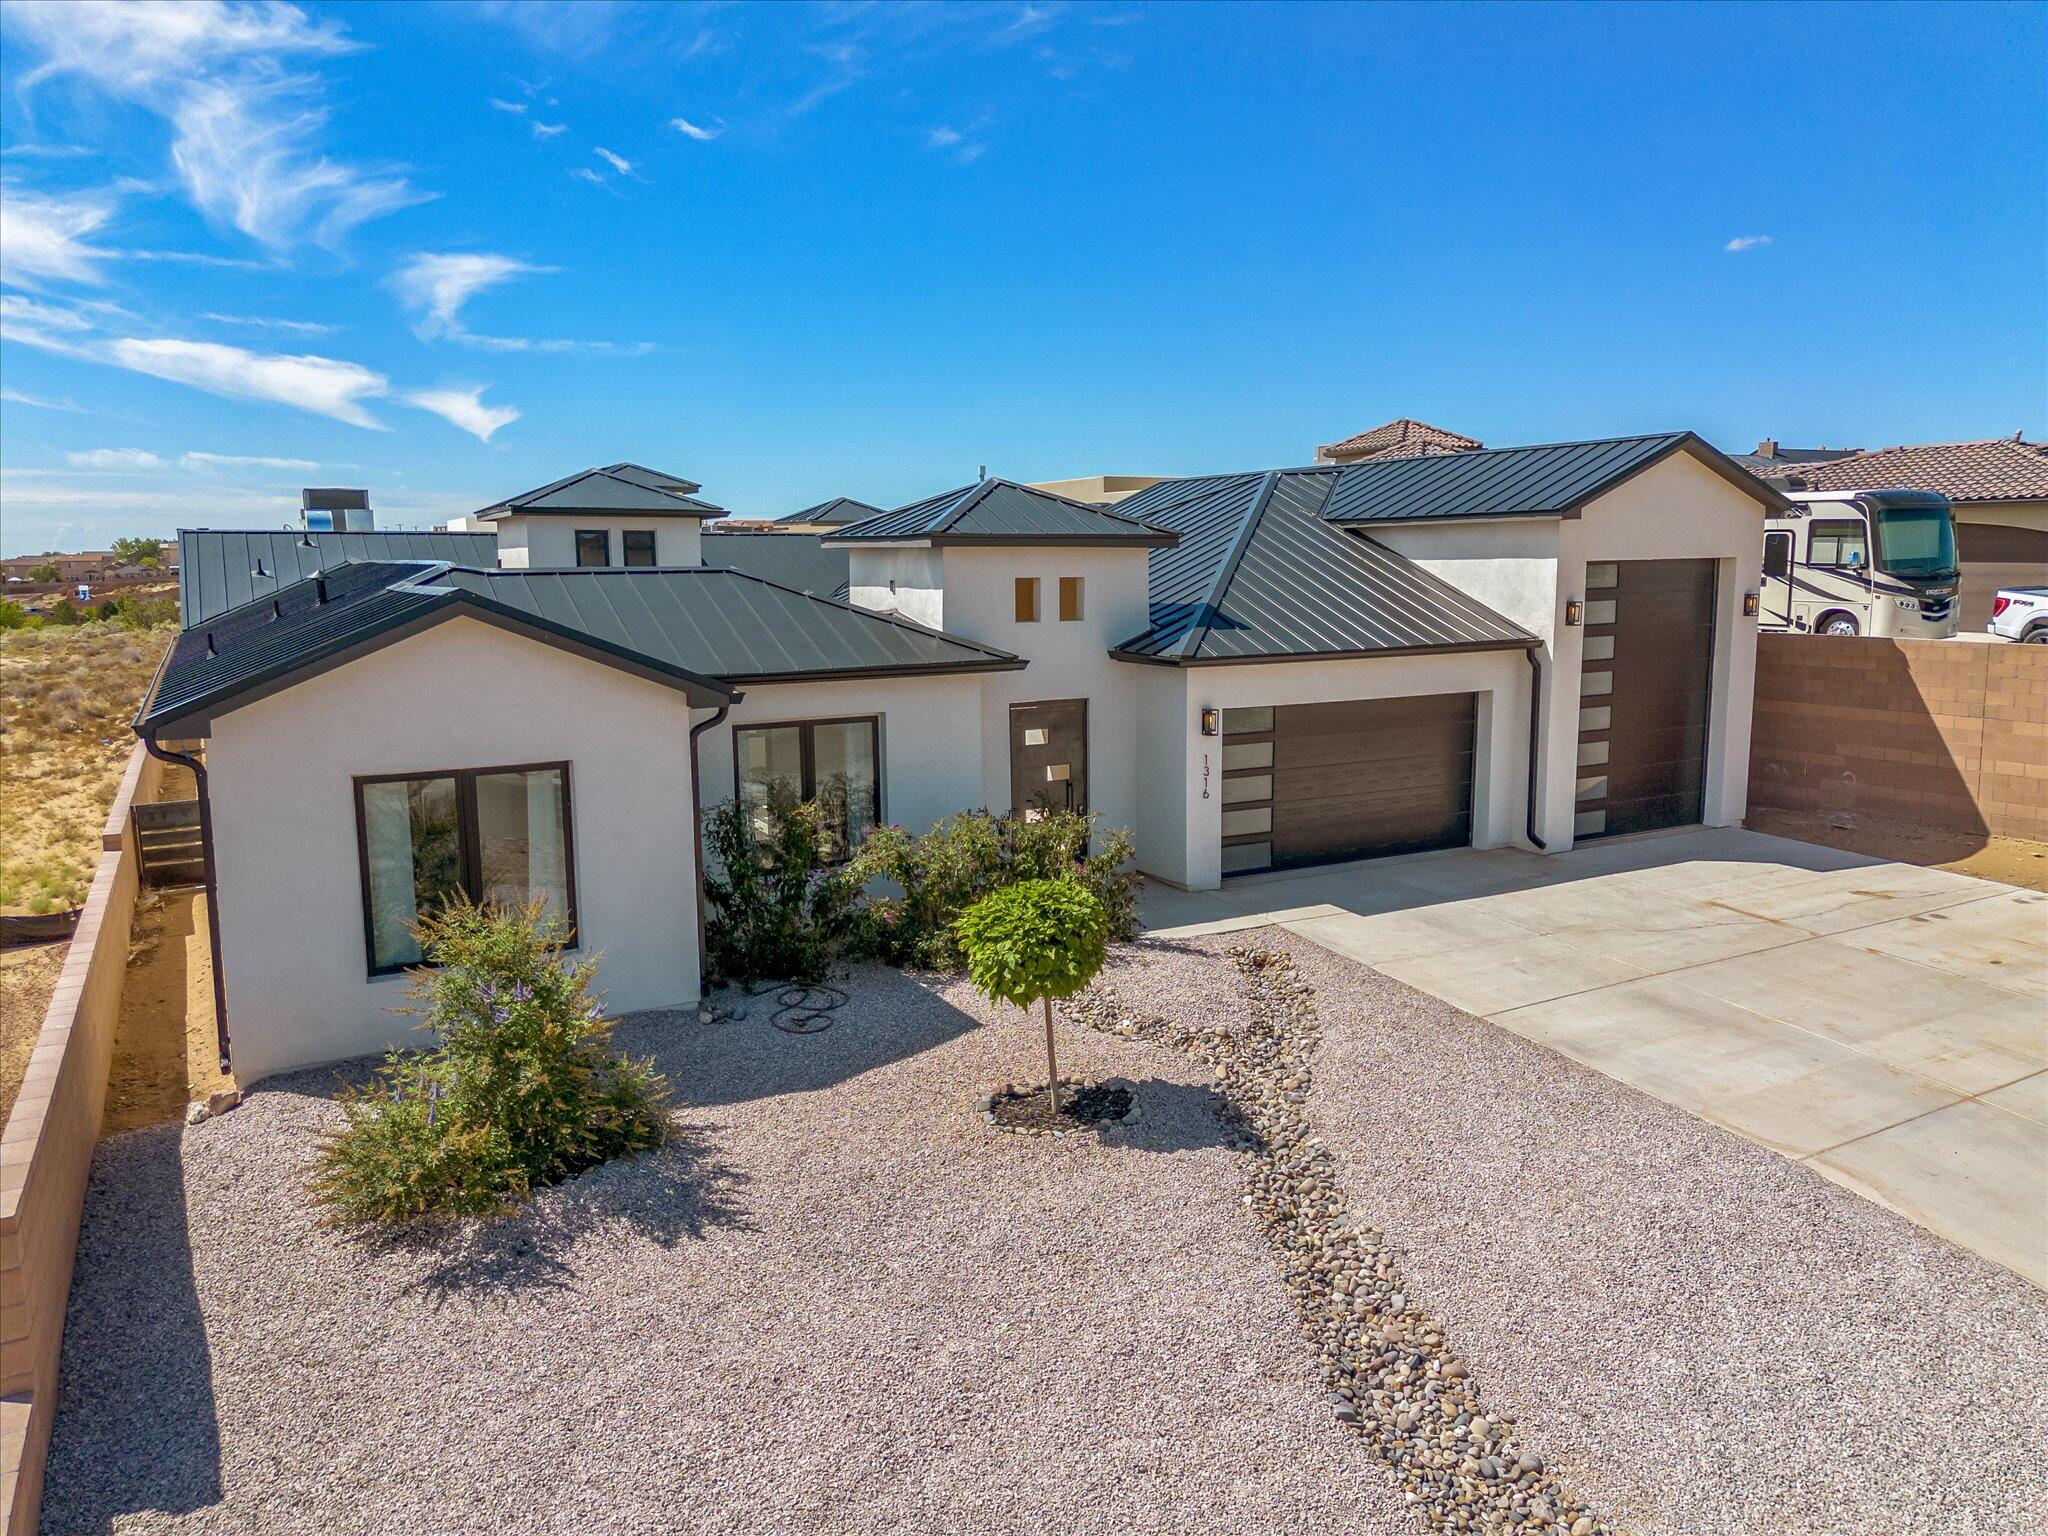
154 431 1781 1084
1315 418 1483 465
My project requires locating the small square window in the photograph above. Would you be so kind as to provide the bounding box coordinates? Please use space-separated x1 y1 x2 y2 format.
1014 577 1040 622
622 530 656 567
1059 576 1084 621
575 530 610 567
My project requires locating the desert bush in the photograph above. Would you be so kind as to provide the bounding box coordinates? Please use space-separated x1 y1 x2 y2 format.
847 808 1138 969
955 878 1110 1116
310 901 671 1226
0 601 32 630
701 789 859 987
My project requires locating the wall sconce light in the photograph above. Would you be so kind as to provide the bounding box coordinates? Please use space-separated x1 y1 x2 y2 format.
1743 591 1760 617
1565 600 1584 627
1200 707 1220 737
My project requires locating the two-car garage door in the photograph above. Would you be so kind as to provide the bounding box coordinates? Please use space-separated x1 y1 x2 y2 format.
1220 695 1477 874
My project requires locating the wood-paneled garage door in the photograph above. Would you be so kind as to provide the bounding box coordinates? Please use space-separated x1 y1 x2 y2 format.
1220 695 1477 874
1574 558 1716 839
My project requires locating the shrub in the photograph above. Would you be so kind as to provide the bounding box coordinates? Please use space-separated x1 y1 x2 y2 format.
955 879 1110 1116
0 600 33 630
310 901 671 1226
847 807 1138 969
701 789 859 987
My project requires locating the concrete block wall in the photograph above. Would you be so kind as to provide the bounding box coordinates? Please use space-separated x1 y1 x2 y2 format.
1748 635 2048 841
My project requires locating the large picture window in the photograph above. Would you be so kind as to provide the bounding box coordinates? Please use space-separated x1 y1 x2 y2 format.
733 717 879 861
355 762 576 974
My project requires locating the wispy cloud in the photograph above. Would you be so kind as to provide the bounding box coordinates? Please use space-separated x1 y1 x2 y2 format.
390 251 551 340
1 142 97 159
490 96 527 115
592 146 636 176
6 0 431 249
0 181 118 287
1724 234 1772 253
992 5 1056 44
67 447 164 470
531 120 567 138
402 385 518 442
925 124 988 164
107 337 391 427
570 166 608 187
670 115 721 142
200 311 339 335
0 387 90 413
0 291 101 344
183 450 320 470
790 43 865 116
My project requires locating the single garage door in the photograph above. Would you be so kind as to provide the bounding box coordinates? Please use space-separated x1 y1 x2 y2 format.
1574 558 1715 839
1220 695 1477 874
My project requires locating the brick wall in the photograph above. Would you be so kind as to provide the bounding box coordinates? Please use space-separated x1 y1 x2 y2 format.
1749 634 2048 842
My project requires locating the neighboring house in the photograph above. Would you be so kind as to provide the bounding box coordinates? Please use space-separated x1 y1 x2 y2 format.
2 552 112 583
769 496 888 532
1316 418 1482 465
1026 475 1169 506
1735 436 2048 629
147 436 1782 1084
1727 439 1863 478
476 462 726 569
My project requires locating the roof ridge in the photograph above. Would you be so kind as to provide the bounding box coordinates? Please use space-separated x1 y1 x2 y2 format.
1178 471 1280 659
932 479 999 534
667 562 1021 662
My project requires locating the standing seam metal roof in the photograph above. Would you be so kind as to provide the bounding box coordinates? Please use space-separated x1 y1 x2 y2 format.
476 463 725 519
702 531 851 599
176 529 500 627
824 478 1177 545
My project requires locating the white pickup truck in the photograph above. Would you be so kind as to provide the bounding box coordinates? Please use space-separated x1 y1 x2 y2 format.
1988 587 2048 642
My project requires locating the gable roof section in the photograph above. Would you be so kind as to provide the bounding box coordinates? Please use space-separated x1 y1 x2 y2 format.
1111 470 1535 664
475 463 725 520
823 478 1178 546
1319 431 1787 523
177 528 499 627
775 496 884 526
1766 438 2048 502
699 530 849 599
1317 417 1482 463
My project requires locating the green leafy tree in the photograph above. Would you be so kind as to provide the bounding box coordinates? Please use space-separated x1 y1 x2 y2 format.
311 900 671 1225
954 879 1110 1117
28 562 60 583
110 536 163 567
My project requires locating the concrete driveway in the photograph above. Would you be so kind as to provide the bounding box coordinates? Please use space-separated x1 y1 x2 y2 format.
1141 826 2048 1286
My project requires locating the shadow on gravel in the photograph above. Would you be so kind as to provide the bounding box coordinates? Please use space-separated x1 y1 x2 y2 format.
42 1125 223 1535
1113 1077 1252 1156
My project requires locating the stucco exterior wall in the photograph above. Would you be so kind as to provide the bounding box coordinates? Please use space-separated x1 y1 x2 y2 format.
204 616 702 1084
845 546 945 628
492 515 703 569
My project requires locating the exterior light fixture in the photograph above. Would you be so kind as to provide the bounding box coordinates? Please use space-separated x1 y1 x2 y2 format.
1743 591 1760 617
1565 600 1584 627
1200 707 1221 737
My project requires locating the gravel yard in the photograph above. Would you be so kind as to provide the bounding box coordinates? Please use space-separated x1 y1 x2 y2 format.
44 937 2046 1535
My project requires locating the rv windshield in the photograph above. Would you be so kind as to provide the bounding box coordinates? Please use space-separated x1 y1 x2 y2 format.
1873 505 1958 578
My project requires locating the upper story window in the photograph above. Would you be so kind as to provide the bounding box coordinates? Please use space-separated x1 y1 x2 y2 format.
622 530 656 567
1059 576 1084 621
1808 518 1868 569
355 763 576 975
575 529 611 567
1014 577 1040 622
734 717 879 862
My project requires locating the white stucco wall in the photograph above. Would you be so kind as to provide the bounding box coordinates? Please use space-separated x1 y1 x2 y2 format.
493 515 703 569
845 546 945 627
204 616 703 1084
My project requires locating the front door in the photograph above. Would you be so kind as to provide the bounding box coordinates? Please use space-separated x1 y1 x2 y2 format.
1760 530 1794 630
1009 700 1088 820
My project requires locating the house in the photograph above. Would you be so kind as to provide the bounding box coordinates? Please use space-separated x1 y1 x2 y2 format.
768 496 888 532
1734 435 2048 629
145 435 1783 1084
1316 418 1483 465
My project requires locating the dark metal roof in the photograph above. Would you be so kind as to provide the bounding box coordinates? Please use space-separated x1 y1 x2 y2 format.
775 497 884 526
142 560 1023 735
700 531 850 600
177 529 500 627
476 463 725 520
824 478 1178 546
1112 471 1535 664
1319 431 1787 523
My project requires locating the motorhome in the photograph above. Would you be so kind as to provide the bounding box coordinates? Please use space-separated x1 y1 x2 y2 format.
1759 489 1959 638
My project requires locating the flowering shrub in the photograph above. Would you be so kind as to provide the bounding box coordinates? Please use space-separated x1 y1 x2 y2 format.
310 901 670 1226
701 790 858 986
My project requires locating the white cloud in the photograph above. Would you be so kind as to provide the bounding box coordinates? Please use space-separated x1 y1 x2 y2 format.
0 387 89 412
926 127 962 148
570 166 607 186
490 97 527 115
0 292 98 334
200 311 338 335
402 385 518 442
0 142 96 159
107 337 390 427
6 0 430 249
66 447 164 470
1724 234 1772 252
182 450 320 470
670 116 721 142
593 146 634 175
390 251 551 341
532 121 567 138
0 181 118 286
955 142 987 164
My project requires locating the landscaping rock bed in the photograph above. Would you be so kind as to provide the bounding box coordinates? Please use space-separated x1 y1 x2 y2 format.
983 1078 1135 1135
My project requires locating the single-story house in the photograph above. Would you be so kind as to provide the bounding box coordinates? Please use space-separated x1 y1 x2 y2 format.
144 435 1785 1083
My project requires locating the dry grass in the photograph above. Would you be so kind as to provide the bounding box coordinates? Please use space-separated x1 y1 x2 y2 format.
0 620 172 915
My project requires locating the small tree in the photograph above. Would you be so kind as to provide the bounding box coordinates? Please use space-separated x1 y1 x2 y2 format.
28 562 60 583
954 879 1109 1117
110 536 163 567
701 790 858 986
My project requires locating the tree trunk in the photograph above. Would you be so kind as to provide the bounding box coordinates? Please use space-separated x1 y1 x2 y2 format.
1041 995 1061 1118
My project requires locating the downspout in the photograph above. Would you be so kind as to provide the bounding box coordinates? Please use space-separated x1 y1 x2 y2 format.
687 701 733 984
141 735 232 1074
1523 648 1548 852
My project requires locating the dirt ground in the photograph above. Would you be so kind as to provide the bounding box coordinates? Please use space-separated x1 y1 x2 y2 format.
1746 807 2048 892
0 941 66 1126
103 889 232 1136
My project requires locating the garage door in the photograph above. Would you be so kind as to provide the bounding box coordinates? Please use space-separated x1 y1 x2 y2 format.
1220 695 1477 874
1957 522 2048 632
1574 558 1715 839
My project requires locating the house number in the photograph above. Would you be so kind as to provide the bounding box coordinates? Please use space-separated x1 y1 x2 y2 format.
1201 752 1211 800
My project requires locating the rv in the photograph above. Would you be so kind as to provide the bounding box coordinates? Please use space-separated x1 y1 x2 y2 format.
1759 489 1959 638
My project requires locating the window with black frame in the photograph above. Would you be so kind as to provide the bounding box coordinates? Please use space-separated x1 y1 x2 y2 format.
574 529 610 567
733 717 879 861
356 763 576 973
622 529 656 567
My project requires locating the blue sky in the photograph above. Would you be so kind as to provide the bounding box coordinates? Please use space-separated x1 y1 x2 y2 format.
1 0 2042 555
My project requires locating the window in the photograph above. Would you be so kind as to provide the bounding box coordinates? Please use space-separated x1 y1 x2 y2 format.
1808 518 1868 569
1059 576 1084 621
575 529 611 567
356 763 575 975
734 717 879 861
622 530 657 567
1763 531 1793 581
1014 577 1040 622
